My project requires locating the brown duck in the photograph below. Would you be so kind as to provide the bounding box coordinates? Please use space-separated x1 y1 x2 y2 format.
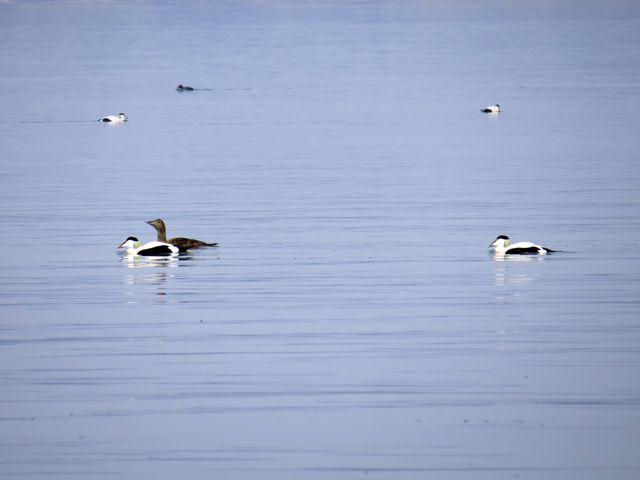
146 218 217 251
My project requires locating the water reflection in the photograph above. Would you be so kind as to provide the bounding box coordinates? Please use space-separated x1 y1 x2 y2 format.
491 254 544 288
119 253 185 303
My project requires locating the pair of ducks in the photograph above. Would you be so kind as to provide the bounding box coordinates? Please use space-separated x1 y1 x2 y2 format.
101 86 198 123
120 229 552 258
119 219 217 257
105 103 500 125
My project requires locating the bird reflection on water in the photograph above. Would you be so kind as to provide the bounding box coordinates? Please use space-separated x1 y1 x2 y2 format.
119 252 190 303
492 254 545 290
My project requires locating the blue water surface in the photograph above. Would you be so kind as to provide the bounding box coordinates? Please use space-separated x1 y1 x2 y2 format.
1 1 639 479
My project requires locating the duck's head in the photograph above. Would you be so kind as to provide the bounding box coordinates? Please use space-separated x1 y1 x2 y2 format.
176 84 184 90
146 218 165 229
118 113 128 121
118 236 140 249
489 235 511 249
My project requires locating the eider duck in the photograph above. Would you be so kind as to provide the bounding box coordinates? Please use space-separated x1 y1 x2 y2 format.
100 113 128 123
118 236 179 256
481 104 501 113
490 235 554 255
146 218 217 250
176 84 195 92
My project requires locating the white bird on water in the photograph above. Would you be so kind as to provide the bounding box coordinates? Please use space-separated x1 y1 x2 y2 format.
100 113 128 123
489 235 554 255
118 236 179 257
481 104 501 113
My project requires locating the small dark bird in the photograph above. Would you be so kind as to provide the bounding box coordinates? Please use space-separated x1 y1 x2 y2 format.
176 84 195 92
146 218 217 251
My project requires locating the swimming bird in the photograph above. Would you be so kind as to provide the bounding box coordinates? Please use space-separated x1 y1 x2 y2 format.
118 236 179 256
481 104 501 113
146 218 217 250
176 84 195 92
489 235 554 255
100 113 128 123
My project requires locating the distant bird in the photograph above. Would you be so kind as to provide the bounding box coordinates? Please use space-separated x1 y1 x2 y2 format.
481 104 501 113
100 113 128 123
146 218 217 250
176 84 195 92
489 235 554 255
118 236 179 256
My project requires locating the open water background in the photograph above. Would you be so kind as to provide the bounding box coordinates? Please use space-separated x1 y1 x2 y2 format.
1 1 639 478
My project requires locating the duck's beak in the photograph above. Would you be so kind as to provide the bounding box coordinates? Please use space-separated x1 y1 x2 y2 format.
118 240 127 248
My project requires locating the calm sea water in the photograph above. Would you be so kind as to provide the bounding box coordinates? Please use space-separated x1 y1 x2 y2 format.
1 1 640 478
